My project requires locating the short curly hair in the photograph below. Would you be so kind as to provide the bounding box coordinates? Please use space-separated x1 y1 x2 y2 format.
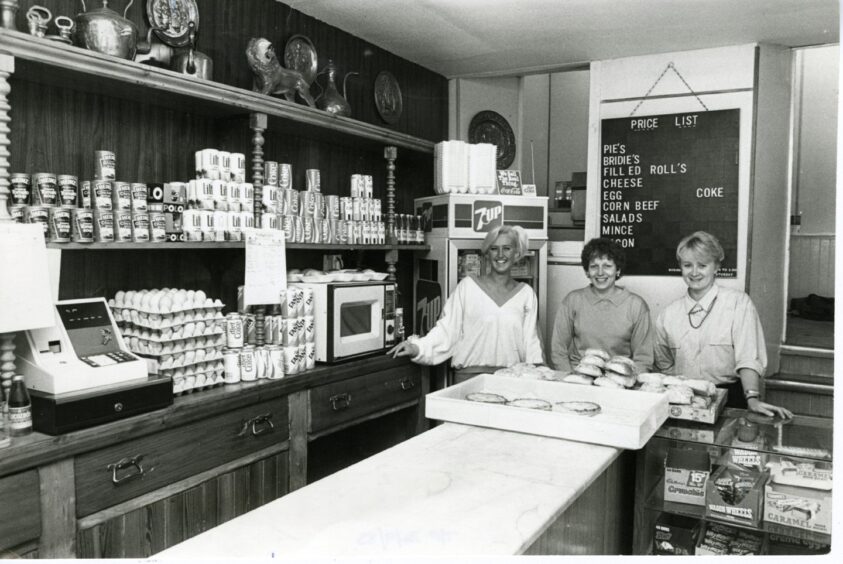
581 238 626 277
676 231 725 264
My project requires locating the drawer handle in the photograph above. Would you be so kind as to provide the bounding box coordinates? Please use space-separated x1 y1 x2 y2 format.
238 413 275 437
329 393 352 411
400 377 415 391
107 455 146 485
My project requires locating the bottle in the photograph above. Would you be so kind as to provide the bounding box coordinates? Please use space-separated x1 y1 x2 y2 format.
7 375 33 437
394 307 405 342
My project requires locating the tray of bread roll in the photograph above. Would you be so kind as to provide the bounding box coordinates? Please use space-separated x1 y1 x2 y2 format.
425 373 669 450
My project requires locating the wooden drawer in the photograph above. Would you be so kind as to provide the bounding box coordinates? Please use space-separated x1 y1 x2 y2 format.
0 469 40 551
75 397 289 517
309 365 421 435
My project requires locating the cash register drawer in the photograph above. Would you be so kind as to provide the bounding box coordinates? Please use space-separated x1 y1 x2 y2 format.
309 366 421 435
75 398 289 516
0 470 40 551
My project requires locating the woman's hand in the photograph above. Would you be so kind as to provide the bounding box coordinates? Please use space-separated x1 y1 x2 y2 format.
747 397 793 419
387 340 419 359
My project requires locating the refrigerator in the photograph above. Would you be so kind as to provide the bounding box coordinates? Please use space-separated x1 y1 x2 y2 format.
413 194 548 386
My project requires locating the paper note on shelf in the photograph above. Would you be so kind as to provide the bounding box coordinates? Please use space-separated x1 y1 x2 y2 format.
0 222 54 332
243 228 287 307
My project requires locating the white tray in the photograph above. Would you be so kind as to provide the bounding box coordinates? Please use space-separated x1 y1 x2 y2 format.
425 374 669 450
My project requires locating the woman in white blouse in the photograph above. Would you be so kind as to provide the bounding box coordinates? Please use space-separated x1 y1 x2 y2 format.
388 225 544 382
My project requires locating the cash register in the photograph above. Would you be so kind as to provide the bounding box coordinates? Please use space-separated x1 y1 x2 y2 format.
14 298 172 434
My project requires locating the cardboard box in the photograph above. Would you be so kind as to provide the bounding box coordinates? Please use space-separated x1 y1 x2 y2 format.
705 465 767 527
664 447 710 506
653 512 700 555
764 481 832 534
696 521 765 555
668 388 727 424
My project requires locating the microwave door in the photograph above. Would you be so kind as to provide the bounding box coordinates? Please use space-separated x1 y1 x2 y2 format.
332 285 384 359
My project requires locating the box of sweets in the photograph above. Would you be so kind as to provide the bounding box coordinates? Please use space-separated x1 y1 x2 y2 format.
763 458 832 534
696 521 765 555
667 388 727 424
653 512 700 555
704 465 767 527
664 447 711 506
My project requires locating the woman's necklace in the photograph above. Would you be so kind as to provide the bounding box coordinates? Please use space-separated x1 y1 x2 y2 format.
688 296 718 329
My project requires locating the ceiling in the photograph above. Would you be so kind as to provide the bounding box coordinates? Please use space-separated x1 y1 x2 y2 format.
283 0 839 78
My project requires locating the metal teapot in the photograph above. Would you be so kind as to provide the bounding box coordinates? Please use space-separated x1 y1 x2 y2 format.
171 21 213 81
315 59 358 117
76 0 138 60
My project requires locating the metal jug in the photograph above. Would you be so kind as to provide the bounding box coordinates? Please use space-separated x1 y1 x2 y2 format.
76 0 138 60
171 21 212 80
315 59 358 117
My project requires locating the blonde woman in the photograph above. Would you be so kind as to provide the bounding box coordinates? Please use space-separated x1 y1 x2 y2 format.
388 225 543 383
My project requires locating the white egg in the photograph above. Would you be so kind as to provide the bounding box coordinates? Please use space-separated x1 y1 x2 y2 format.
173 312 185 325
160 357 173 370
186 290 195 302
162 342 173 354
161 327 173 339
173 352 185 365
203 298 214 308
214 299 223 308
125 290 136 304
159 296 173 313
185 375 196 389
195 349 206 363
149 293 162 312
203 310 215 320
195 290 207 303
130 310 140 324
174 368 185 380
182 311 194 322
183 322 196 337
195 321 206 334
114 290 126 304
131 293 142 307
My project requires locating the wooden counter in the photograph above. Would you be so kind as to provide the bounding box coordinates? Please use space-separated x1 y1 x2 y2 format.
157 423 635 557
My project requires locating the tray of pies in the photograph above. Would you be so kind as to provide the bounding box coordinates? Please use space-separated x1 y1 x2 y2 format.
426 374 669 449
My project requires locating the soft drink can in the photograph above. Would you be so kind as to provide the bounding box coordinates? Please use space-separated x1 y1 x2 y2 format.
350 174 362 198
284 286 304 318
239 345 257 381
32 173 58 206
226 210 242 241
340 197 353 220
213 180 229 211
240 210 254 230
304 342 316 370
303 315 315 343
351 197 362 221
305 169 320 192
230 153 246 183
227 182 242 212
218 151 231 180
293 215 304 242
130 183 148 212
297 344 307 373
262 185 278 214
295 316 308 346
132 212 150 242
93 180 112 210
213 210 228 240
373 199 382 221
242 313 256 345
261 212 278 230
360 198 371 222
58 175 79 207
275 188 288 215
300 190 317 218
301 289 315 315
280 317 296 346
349 220 360 245
283 345 299 375
226 312 244 348
302 216 315 243
331 219 344 244
279 163 292 190
71 208 95 242
200 209 216 241
363 175 373 199
319 218 333 243
48 206 72 243
114 210 133 242
94 150 116 180
377 221 386 244
263 315 276 345
10 173 31 205
287 189 300 215
223 348 241 384
267 345 285 379
240 183 254 212
281 214 295 242
324 195 339 219
199 148 220 180
254 346 268 379
264 161 279 187
361 221 371 245
312 192 324 219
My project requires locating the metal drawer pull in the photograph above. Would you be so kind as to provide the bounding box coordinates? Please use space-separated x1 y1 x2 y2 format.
329 393 352 411
400 377 415 390
238 413 275 437
107 455 146 485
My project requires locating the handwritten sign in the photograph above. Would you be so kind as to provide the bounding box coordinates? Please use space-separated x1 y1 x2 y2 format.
600 109 740 276
496 169 522 195
521 184 537 196
243 228 287 306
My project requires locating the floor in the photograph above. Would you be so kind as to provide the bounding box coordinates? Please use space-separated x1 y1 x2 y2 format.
785 316 834 349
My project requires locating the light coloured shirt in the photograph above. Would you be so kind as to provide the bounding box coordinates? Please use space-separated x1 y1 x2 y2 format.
654 284 767 385
550 285 654 374
411 276 544 369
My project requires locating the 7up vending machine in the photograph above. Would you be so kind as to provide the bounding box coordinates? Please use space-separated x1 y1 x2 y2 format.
412 194 548 385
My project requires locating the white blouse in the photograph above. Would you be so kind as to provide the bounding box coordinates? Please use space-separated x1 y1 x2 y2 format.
411 276 544 369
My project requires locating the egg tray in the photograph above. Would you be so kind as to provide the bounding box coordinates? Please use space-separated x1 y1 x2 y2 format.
109 301 225 316
121 327 225 345
160 360 224 377
118 316 225 332
114 309 224 328
126 340 223 358
173 370 225 395
137 353 224 374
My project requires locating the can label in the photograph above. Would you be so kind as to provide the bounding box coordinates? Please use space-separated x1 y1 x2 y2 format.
149 211 167 242
363 175 373 199
281 214 295 242
283 345 299 375
10 204 26 223
242 313 256 345
350 174 363 198
226 313 244 348
227 182 242 212
319 218 332 244
239 347 257 381
198 148 219 179
351 197 363 221
57 175 78 206
303 315 315 343
132 212 150 242
72 208 95 242
304 342 316 370
93 180 113 210
324 195 340 219
268 345 284 379
300 190 317 218
93 209 115 242
306 169 320 192
33 173 58 206
313 192 324 220
262 185 278 214
79 180 92 209
95 150 116 180
131 183 148 211
240 183 254 211
373 199 382 221
114 211 133 242
8 406 32 433
231 153 246 183
27 206 50 238
261 212 278 230
283 287 303 318
240 211 254 230
264 161 279 187
340 197 353 220
293 215 304 243
49 206 72 242
297 344 307 373
219 151 231 180
302 216 315 243
223 349 241 384
287 189 300 215
279 163 292 190
10 173 31 205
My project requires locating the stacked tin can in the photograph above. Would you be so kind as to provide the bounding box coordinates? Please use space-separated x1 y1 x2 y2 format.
186 148 253 242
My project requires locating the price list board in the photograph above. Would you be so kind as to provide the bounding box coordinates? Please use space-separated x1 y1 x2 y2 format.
600 109 740 277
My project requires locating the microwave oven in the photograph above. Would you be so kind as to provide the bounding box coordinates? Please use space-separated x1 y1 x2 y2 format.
294 281 397 363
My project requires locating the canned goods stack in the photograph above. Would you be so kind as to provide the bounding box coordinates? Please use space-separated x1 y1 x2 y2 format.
221 305 289 382
186 148 254 242
394 213 425 245
109 288 227 395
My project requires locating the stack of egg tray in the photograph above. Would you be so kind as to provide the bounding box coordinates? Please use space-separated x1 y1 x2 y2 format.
109 289 226 395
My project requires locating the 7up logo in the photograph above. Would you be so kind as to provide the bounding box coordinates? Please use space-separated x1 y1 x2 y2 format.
473 200 503 232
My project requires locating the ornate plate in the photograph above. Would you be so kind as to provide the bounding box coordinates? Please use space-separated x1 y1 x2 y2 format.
147 0 199 48
468 110 516 169
283 34 318 86
374 71 402 125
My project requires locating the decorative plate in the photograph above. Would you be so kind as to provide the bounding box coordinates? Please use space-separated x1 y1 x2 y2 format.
283 34 318 86
468 110 516 169
147 0 199 48
374 71 403 124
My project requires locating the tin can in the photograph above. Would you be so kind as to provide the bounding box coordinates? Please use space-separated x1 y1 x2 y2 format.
363 175 373 199
225 312 244 348
303 315 315 343
197 148 219 179
79 180 92 209
280 317 296 346
57 175 78 207
262 185 278 214
200 209 216 241
239 345 257 381
351 197 362 221
223 348 241 384
304 342 316 370
283 345 299 375
305 169 320 192
254 346 268 379
10 204 26 223
350 174 363 198
287 189 300 215
10 173 31 205
182 209 201 241
293 215 304 243
48 206 72 242
32 173 58 206
302 216 315 243
27 205 50 237
114 210 133 242
363 198 374 222
361 221 371 245
261 211 278 230
300 190 317 218
240 210 254 230
112 181 132 210
267 345 284 379
195 179 212 210
300 288 315 316
372 199 382 222
240 183 254 212
213 210 228 241
218 151 231 180
324 194 339 219
312 192 324 219
281 214 295 242
93 209 115 242
71 208 94 242
340 197 353 221
212 180 228 211
347 220 359 245
264 161 279 187
263 315 277 345
319 218 333 244
243 313 256 345
129 183 148 212
230 153 246 183
149 210 167 242
93 180 112 210
94 150 116 180
377 221 386 244
132 212 150 242
283 286 303 318
278 163 292 190
296 344 307 373
227 210 242 241
227 182 242 212
329 219 342 244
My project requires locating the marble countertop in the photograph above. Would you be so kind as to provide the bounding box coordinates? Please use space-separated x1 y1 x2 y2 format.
156 423 621 558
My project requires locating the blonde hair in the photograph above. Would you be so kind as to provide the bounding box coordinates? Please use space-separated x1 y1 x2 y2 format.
481 225 528 261
676 231 725 264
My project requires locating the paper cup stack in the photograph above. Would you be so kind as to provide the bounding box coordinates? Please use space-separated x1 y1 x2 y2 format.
110 288 226 395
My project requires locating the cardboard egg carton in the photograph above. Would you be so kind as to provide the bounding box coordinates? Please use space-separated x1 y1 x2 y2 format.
121 326 225 345
173 370 225 395
114 310 225 330
110 289 223 315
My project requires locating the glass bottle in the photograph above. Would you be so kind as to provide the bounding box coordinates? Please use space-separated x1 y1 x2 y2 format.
7 375 32 437
394 307 405 342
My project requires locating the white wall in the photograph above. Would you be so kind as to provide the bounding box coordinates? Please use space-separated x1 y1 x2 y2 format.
548 70 591 193
448 77 521 162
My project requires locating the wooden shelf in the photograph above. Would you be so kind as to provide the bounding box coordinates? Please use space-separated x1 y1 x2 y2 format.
46 241 430 251
0 29 435 154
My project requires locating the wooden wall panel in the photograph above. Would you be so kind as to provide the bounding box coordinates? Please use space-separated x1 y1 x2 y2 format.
788 234 836 299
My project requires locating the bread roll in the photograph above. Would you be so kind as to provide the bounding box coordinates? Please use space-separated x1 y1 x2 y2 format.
583 348 610 362
639 382 667 394
637 372 665 385
574 363 603 378
605 372 636 388
578 355 606 369
691 395 713 409
594 376 624 389
666 385 694 404
683 379 717 397
662 375 685 387
563 373 594 385
604 361 633 377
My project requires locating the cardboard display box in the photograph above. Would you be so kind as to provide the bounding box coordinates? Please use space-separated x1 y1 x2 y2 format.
704 465 767 527
653 512 701 555
668 388 727 424
695 521 765 555
664 447 711 506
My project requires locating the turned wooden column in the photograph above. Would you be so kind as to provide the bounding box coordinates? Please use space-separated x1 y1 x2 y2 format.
0 54 14 224
250 112 267 346
383 145 397 281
